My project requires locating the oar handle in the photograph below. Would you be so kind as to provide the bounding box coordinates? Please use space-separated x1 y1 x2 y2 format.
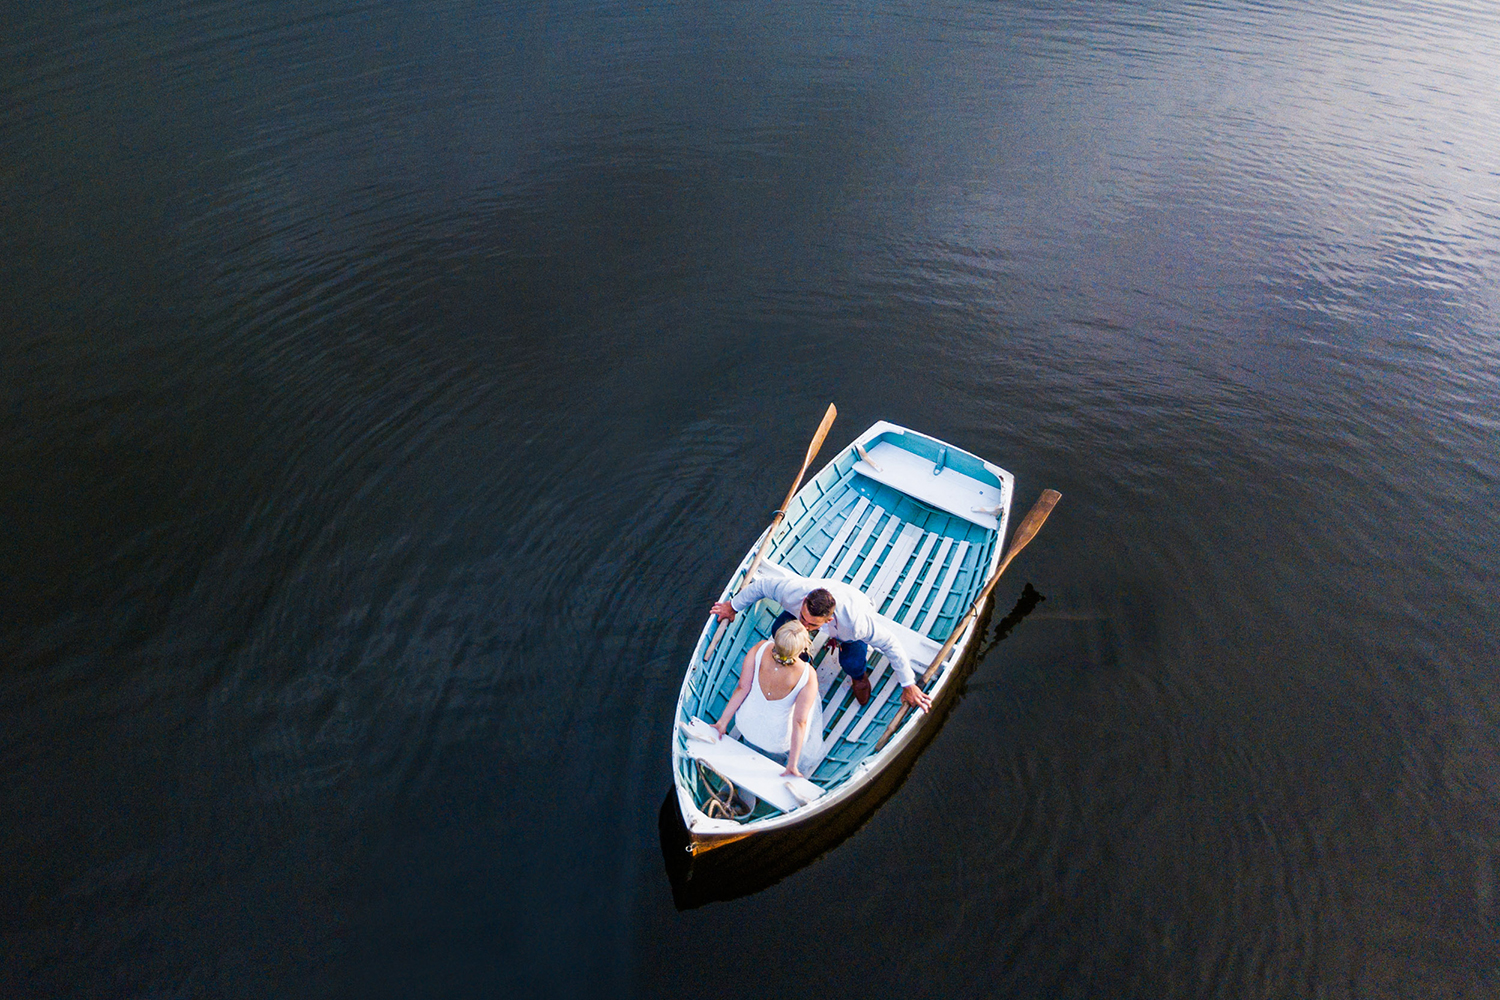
873 489 1060 750
701 405 839 662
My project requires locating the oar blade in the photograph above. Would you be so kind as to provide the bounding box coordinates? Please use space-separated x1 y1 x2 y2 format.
803 403 838 468
779 403 839 515
996 488 1060 575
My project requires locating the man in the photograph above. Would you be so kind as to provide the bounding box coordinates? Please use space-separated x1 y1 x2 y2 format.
710 572 933 712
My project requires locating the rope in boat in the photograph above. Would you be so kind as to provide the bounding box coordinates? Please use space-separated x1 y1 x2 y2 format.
696 759 752 820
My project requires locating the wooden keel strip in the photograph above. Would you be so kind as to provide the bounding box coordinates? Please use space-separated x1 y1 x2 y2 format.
806 629 833 662
850 696 904 752
821 689 869 749
814 651 842 698
821 672 851 713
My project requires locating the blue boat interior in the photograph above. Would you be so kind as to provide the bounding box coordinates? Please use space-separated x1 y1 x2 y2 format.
677 431 1003 821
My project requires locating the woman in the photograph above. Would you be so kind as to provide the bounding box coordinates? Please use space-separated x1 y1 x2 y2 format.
712 619 824 777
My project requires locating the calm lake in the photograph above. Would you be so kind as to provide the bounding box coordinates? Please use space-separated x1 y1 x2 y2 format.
2 0 1497 995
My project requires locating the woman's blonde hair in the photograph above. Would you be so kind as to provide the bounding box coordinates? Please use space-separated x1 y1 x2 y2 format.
772 620 812 664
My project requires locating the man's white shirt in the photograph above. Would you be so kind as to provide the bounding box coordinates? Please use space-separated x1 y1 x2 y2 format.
729 571 917 689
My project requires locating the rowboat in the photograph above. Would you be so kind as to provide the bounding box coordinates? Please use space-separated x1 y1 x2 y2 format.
670 420 1019 858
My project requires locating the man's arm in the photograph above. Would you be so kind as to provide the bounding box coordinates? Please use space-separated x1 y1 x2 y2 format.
728 573 778 616
713 575 804 623
862 615 933 712
863 617 917 688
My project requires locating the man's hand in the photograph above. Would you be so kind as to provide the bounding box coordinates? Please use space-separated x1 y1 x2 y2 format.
710 600 737 623
900 683 932 712
781 765 802 778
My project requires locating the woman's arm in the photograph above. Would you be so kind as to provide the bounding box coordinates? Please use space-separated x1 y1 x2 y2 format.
782 670 819 776
712 644 758 738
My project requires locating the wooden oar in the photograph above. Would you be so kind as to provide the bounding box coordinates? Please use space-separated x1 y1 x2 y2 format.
873 488 1061 749
702 403 839 662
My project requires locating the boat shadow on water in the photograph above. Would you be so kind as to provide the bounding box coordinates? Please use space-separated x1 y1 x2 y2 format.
659 583 1047 910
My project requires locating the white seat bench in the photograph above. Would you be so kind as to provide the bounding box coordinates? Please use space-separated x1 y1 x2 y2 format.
680 718 824 812
853 440 1004 530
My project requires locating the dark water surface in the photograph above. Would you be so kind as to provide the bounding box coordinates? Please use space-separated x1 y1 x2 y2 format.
4 0 1498 995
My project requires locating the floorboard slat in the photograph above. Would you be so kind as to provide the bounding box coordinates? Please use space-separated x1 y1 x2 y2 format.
830 505 885 584
793 490 860 570
851 517 900 592
916 540 970 637
810 497 871 579
898 537 954 629
884 531 939 618
846 674 903 743
821 654 890 747
866 523 923 607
